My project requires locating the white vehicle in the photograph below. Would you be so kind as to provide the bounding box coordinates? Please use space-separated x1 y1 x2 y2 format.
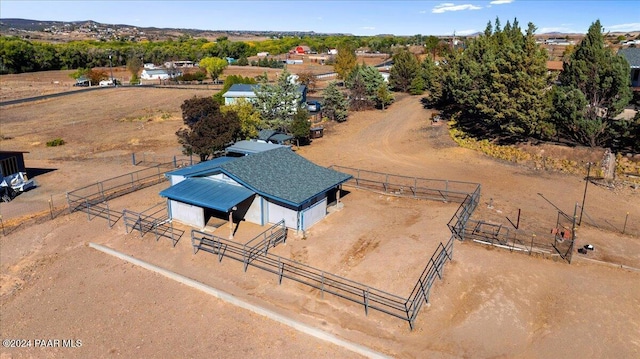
99 79 114 87
0 172 35 202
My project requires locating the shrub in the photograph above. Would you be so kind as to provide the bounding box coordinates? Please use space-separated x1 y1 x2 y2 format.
46 138 65 147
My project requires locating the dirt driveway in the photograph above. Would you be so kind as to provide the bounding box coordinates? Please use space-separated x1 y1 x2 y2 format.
1 80 639 358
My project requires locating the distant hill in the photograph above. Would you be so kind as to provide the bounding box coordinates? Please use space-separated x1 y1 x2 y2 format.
0 18 350 43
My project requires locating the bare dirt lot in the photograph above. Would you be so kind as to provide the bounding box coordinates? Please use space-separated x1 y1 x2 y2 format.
1 70 639 358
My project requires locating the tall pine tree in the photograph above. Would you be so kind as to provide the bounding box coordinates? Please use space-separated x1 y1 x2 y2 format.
552 20 632 147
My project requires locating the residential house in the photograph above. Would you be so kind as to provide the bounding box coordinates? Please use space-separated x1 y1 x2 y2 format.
618 47 640 88
222 84 307 106
141 68 171 80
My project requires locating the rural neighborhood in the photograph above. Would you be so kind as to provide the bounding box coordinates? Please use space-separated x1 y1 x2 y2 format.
1 3 639 358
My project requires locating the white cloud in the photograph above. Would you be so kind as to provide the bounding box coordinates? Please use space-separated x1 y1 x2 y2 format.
455 29 478 36
604 22 640 32
539 26 576 34
490 0 514 4
419 10 427 14
432 3 482 13
361 26 376 31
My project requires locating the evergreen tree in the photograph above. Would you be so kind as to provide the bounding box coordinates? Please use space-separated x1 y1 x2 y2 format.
438 18 550 140
377 83 394 110
552 20 633 146
290 108 312 144
389 48 420 92
253 69 303 132
345 64 388 110
322 81 349 122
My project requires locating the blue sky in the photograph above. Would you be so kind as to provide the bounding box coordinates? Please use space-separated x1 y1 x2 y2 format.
1 0 639 36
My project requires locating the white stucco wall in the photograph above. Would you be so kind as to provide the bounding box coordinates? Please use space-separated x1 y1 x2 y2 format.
169 200 204 228
244 196 264 225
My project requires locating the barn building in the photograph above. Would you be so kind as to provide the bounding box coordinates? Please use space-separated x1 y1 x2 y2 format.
159 147 351 233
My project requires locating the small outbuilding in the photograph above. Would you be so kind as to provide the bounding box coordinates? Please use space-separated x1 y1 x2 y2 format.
257 129 294 145
160 147 351 232
0 151 27 178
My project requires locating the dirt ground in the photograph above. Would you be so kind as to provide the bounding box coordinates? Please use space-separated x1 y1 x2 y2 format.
1 71 639 358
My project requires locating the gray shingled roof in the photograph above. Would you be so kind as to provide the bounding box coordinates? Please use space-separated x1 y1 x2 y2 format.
618 48 640 68
220 147 351 207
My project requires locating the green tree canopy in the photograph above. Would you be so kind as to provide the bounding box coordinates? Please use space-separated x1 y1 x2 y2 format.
552 20 633 146
333 43 357 82
126 55 142 83
322 81 349 122
220 98 263 140
253 68 303 132
199 56 228 82
438 18 551 140
389 48 420 92
176 96 239 161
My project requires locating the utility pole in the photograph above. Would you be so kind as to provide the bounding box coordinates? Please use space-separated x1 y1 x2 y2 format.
579 162 592 226
108 54 114 85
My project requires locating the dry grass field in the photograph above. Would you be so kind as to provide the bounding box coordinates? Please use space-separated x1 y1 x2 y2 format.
1 69 639 358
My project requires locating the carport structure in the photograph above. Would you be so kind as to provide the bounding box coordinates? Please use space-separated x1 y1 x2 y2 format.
160 147 351 235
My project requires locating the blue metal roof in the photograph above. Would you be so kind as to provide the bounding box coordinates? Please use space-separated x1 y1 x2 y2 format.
166 156 237 177
160 178 255 212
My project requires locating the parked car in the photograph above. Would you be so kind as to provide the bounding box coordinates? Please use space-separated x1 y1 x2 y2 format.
307 101 321 112
99 79 121 87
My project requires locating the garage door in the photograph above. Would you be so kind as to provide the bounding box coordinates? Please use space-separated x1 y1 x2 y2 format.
267 202 298 229
301 198 327 230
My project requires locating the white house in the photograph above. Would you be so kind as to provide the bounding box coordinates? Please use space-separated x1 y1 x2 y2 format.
222 84 307 106
140 68 182 80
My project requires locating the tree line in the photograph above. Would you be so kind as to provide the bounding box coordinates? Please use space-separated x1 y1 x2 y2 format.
386 19 639 151
0 33 452 74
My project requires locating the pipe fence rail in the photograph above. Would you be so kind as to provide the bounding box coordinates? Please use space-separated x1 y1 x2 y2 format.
123 203 182 246
331 165 479 203
241 220 287 271
67 164 169 213
191 227 414 324
187 166 483 329
447 186 482 240
405 236 454 328
464 219 555 255
131 153 197 168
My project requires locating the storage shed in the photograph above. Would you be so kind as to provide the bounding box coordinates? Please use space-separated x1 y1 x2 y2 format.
0 151 27 178
160 147 351 232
